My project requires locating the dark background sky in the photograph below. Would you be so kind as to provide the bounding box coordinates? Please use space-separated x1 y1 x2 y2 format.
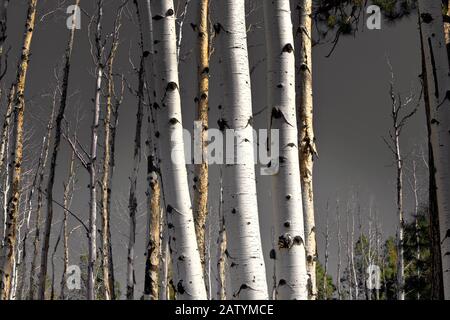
0 0 427 298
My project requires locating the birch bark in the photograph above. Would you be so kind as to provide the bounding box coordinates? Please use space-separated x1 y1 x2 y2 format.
151 0 206 300
293 0 317 299
263 0 307 300
134 0 161 300
418 0 450 299
217 0 268 300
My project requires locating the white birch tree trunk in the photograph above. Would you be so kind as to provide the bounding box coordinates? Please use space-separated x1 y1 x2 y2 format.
263 0 307 300
418 0 450 299
293 0 317 299
150 0 206 300
217 0 268 300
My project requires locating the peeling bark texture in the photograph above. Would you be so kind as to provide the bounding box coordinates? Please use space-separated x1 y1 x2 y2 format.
263 0 307 300
293 0 317 300
217 0 268 300
0 0 37 300
38 0 79 300
151 0 206 300
135 0 161 301
193 0 210 274
101 8 121 300
418 0 450 299
86 0 104 300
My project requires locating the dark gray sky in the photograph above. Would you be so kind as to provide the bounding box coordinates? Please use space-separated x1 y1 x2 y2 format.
0 0 427 298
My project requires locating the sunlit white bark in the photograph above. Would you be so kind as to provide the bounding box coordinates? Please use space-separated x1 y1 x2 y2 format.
151 0 206 300
263 0 307 300
217 0 268 300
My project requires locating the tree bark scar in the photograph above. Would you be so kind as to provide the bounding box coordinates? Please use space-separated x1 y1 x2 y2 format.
428 37 439 99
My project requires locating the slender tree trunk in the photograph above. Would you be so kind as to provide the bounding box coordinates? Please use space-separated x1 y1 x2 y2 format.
216 0 268 300
134 0 161 301
126 59 144 301
193 0 209 271
411 160 421 300
418 0 450 299
336 199 342 299
17 91 56 300
38 0 79 300
263 0 307 300
151 0 206 300
60 149 76 300
0 0 37 300
324 203 330 300
293 0 317 300
216 171 226 300
100 9 121 300
395 131 405 300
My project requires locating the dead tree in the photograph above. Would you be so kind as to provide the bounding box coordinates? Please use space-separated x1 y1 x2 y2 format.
100 5 123 300
38 0 80 300
382 59 418 300
0 0 38 300
126 58 143 301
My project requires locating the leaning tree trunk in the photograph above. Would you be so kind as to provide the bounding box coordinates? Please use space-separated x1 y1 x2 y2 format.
263 0 308 300
150 0 206 300
0 0 37 300
193 0 209 271
293 0 317 300
38 0 79 300
418 0 450 299
217 0 268 300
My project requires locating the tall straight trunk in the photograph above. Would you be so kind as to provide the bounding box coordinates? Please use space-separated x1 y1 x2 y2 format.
60 149 76 300
100 9 121 299
86 0 104 301
293 0 317 300
38 0 79 300
134 0 161 300
0 0 37 300
394 130 405 301
193 0 209 270
217 0 268 300
419 12 444 299
126 60 144 301
418 0 450 299
263 0 307 300
216 172 226 300
150 0 206 300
